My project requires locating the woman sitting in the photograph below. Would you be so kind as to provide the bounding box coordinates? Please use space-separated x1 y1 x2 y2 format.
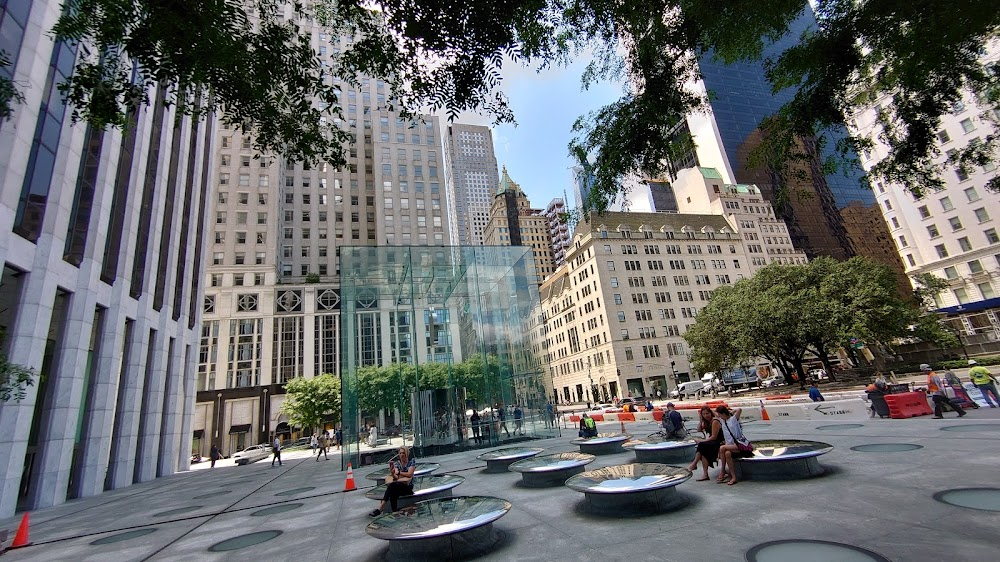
687 406 725 482
715 406 748 486
369 447 416 516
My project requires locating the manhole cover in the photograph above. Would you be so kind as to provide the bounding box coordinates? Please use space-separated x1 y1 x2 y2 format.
850 444 923 453
816 424 864 430
275 487 316 496
194 490 231 499
746 539 890 562
208 530 283 552
933 488 1000 512
251 503 304 516
90 528 157 545
153 506 203 518
940 424 1000 433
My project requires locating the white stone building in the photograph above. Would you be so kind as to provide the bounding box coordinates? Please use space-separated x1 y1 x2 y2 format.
849 50 1000 338
540 167 806 403
0 1 213 516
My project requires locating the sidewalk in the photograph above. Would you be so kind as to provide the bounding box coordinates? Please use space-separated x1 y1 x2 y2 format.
2 407 999 561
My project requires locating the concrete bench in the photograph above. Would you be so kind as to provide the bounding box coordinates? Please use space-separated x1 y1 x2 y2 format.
365 463 441 482
734 439 834 480
477 447 545 473
625 439 697 464
509 452 596 487
566 463 692 514
571 433 631 455
365 474 465 510
366 496 511 561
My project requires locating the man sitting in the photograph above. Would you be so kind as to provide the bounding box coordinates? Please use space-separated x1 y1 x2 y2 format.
662 403 687 440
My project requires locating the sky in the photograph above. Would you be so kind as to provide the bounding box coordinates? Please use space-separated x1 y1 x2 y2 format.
449 58 624 209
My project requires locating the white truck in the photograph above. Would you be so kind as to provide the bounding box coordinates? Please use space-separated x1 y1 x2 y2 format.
671 380 706 400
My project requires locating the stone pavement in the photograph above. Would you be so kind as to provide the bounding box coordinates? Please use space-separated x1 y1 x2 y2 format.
2 406 999 561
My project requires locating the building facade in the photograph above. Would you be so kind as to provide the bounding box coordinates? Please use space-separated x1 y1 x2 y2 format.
484 167 556 282
672 7 908 294
850 63 1000 338
540 167 806 403
0 0 213 517
544 198 570 268
444 124 500 246
194 29 456 457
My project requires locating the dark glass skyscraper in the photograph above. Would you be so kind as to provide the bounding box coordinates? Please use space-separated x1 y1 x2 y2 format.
680 7 906 292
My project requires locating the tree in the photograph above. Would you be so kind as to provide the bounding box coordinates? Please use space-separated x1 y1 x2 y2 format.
3 1 992 208
0 354 37 402
280 373 341 433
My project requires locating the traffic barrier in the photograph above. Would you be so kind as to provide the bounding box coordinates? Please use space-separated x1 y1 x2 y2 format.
736 406 764 423
885 392 933 419
617 412 636 422
633 411 654 422
651 410 664 422
602 413 619 422
568 415 581 423
590 414 605 422
765 395 793 400
761 403 811 420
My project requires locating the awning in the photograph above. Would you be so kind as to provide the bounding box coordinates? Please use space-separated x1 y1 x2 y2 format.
229 424 252 434
937 296 1000 315
193 429 204 439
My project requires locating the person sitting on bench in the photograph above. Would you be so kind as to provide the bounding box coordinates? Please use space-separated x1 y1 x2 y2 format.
369 447 416 516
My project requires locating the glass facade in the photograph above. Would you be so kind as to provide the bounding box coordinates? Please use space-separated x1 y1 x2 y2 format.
340 246 557 469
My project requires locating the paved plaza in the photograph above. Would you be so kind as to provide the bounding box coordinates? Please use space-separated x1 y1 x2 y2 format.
2 408 1000 561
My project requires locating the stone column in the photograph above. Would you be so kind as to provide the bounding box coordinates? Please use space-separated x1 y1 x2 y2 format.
105 319 151 489
134 327 167 483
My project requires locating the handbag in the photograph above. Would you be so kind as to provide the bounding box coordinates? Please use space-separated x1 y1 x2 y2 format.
721 418 754 455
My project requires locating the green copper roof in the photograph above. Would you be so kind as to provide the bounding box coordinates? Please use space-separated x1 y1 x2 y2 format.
698 167 724 180
497 165 516 195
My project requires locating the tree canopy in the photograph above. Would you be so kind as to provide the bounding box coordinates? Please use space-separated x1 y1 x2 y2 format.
2 1 996 205
280 373 341 431
683 257 939 385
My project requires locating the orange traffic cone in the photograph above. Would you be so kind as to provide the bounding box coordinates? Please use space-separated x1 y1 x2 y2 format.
344 463 356 491
9 512 30 549
760 400 770 421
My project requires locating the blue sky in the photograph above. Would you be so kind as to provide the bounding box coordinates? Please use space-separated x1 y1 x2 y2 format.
453 58 623 208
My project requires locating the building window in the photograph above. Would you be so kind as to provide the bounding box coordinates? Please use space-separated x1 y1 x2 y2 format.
954 288 970 304
906 254 916 267
985 228 999 244
937 130 951 144
949 217 963 231
918 205 930 219
926 224 940 238
237 293 259 312
935 244 948 258
940 197 954 211
975 207 991 223
617 311 626 322
968 260 984 274
965 187 980 202
898 235 908 248
960 118 975 133
978 282 996 300
958 237 973 252
944 266 958 280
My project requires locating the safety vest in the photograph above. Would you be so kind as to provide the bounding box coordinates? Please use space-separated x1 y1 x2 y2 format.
583 417 596 430
927 372 941 393
970 366 993 385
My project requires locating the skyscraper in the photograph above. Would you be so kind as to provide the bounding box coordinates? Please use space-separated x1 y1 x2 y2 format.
484 167 556 282
0 0 214 516
193 29 454 457
544 198 570 268
674 7 907 292
444 124 499 246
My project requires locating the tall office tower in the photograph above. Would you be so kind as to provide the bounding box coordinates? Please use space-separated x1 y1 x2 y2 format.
484 167 556 282
0 0 215 516
544 198 570 268
571 166 595 211
444 124 499 246
849 46 1000 338
673 7 908 294
194 27 454 457
540 167 807 404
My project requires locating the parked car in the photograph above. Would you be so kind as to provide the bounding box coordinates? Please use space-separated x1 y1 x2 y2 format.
618 397 647 410
762 374 786 388
232 444 270 465
589 403 614 412
809 368 829 381
670 381 705 400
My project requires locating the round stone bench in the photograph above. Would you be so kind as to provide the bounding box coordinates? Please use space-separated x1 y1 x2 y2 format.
365 463 441 482
566 463 692 514
477 447 545 473
509 452 596 487
627 439 697 464
571 433 631 455
365 474 465 511
366 496 511 561
734 440 834 480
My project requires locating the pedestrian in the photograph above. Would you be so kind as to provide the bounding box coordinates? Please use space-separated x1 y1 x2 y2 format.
310 434 318 454
210 443 220 468
470 410 482 444
968 360 1000 408
368 424 378 447
316 432 329 461
923 364 966 419
335 427 342 450
808 381 825 402
662 402 687 439
513 404 523 435
497 405 511 438
545 401 555 429
271 436 282 467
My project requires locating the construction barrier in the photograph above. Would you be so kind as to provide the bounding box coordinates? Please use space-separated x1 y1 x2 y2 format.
761 403 811 420
590 414 605 422
885 392 934 419
633 411 654 422
651 410 664 422
765 395 793 400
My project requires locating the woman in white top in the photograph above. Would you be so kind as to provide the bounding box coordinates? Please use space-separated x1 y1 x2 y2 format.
714 406 744 486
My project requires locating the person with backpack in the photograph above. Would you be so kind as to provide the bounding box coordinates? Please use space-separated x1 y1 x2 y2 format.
271 436 282 467
662 403 687 439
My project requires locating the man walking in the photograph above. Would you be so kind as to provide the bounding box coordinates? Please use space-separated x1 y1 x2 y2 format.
662 403 687 440
316 432 329 461
968 360 1000 408
924 364 966 419
809 381 825 402
513 404 523 435
271 436 283 466
210 443 220 468
310 434 318 455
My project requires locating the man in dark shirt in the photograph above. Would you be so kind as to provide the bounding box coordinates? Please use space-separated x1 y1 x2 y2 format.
662 403 687 439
